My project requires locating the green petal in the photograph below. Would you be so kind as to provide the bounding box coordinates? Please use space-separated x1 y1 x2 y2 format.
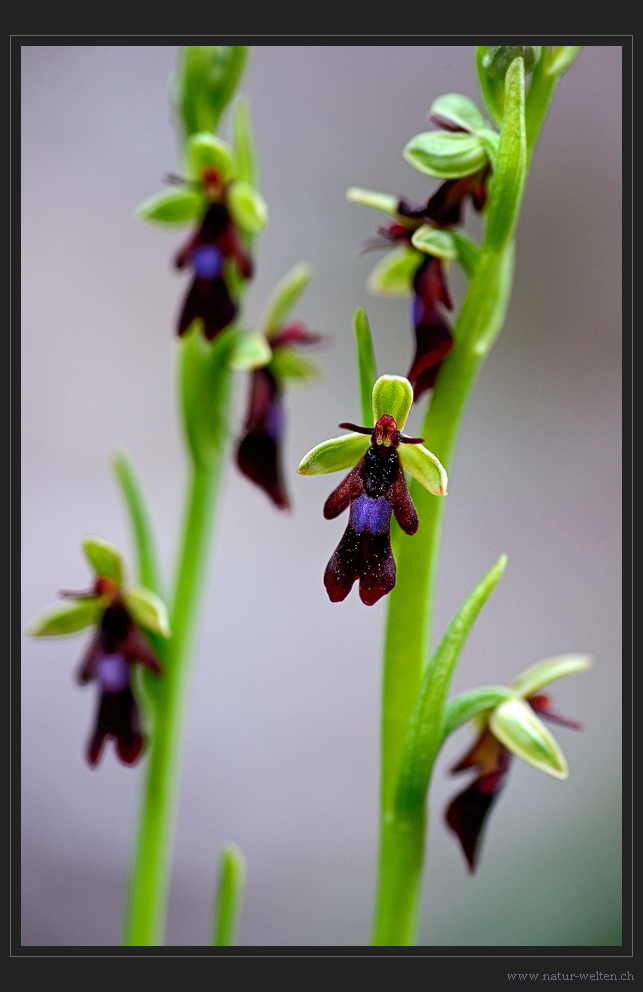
345 187 399 217
187 132 236 183
372 375 413 430
135 188 203 227
490 698 568 779
269 346 320 380
228 181 268 235
429 93 487 134
26 597 102 636
229 332 272 370
400 442 448 497
297 433 370 476
367 247 421 297
403 130 488 179
123 587 171 638
511 654 594 698
258 262 313 338
82 535 124 587
410 226 457 260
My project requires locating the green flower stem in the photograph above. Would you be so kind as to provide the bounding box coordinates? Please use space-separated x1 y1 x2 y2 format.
123 363 233 946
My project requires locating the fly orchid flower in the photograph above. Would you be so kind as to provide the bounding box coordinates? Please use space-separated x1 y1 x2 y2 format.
27 536 171 768
298 375 447 605
233 263 324 509
136 130 267 341
445 654 593 872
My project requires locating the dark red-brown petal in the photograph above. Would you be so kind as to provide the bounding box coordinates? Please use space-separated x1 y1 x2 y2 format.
527 694 584 731
385 463 419 535
323 526 395 606
76 630 102 685
323 461 365 519
121 624 162 675
424 167 490 228
236 368 290 509
177 275 237 340
86 683 144 768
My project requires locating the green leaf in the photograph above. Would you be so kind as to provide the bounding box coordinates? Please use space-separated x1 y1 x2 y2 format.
372 375 413 430
135 188 203 227
179 325 237 468
112 451 163 596
345 186 399 218
228 181 268 235
475 46 505 128
232 96 258 186
297 433 370 476
229 332 272 371
400 443 448 497
123 587 171 638
367 247 421 297
484 57 527 254
490 698 568 779
410 226 457 260
269 346 320 381
429 93 487 134
354 308 377 428
186 132 236 184
258 262 313 338
211 843 246 946
440 685 515 744
26 597 102 637
547 46 582 77
403 130 488 179
395 554 508 817
450 230 482 279
510 654 593 699
82 535 124 587
173 45 248 138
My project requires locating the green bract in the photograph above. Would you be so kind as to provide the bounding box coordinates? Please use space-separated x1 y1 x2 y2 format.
227 180 268 235
489 697 568 780
82 535 124 587
510 654 593 698
345 186 399 218
367 247 422 297
410 226 457 260
404 130 488 179
232 96 258 186
27 597 103 637
297 433 370 476
400 443 448 497
372 375 413 429
173 46 248 139
136 188 202 226
258 262 313 338
123 587 171 638
430 93 487 133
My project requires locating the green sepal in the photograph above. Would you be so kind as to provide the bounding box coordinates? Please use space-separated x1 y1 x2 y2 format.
354 308 378 428
228 181 267 235
26 597 102 637
410 226 457 260
229 332 272 370
478 127 500 166
258 262 313 338
395 554 508 816
269 346 320 381
297 433 370 476
482 46 542 80
345 186 399 218
187 132 236 184
135 188 203 227
547 46 582 77
511 654 593 698
403 130 488 179
489 698 568 780
450 230 482 279
429 93 487 134
211 843 246 947
367 247 421 297
440 684 515 744
476 47 505 128
483 57 527 254
123 587 171 638
232 96 258 187
400 442 448 497
173 46 248 139
372 375 413 430
82 535 124 587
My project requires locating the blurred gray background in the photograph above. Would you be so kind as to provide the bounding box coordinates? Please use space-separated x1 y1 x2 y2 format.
21 45 622 947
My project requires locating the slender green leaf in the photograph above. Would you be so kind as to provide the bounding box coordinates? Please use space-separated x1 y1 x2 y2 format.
354 308 377 427
372 375 413 430
112 451 163 595
211 843 246 946
394 554 508 818
26 597 102 637
484 57 527 254
258 262 313 338
297 433 369 476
